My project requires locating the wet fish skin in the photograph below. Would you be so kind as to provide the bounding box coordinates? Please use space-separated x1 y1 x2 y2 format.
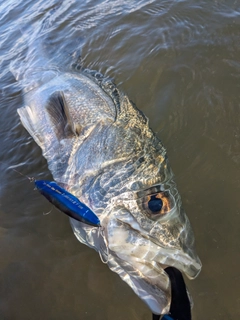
16 63 201 315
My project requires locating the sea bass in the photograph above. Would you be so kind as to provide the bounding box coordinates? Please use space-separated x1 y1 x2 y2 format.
15 51 201 315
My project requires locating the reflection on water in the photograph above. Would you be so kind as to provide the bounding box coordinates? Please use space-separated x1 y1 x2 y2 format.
0 0 239 319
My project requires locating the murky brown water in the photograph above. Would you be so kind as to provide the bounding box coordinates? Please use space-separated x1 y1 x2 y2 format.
0 0 239 319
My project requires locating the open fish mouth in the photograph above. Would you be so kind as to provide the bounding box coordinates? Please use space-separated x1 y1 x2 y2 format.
109 217 202 279
94 204 201 315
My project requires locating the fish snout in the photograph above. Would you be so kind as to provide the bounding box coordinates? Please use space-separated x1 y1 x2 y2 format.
149 215 202 279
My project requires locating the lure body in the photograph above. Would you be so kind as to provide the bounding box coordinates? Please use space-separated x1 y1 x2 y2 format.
161 316 173 320
35 180 100 227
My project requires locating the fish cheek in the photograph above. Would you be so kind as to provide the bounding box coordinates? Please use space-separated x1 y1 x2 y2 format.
150 222 182 250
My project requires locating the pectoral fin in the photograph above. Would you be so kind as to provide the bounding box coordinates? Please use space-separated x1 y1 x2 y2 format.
46 91 82 139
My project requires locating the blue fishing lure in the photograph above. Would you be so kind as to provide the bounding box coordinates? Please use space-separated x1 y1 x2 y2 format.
161 315 174 320
35 180 100 227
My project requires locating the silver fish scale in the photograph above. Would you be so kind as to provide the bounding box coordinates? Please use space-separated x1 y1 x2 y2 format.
17 65 202 315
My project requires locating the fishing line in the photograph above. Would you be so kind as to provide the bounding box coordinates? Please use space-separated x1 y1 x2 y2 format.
8 165 54 214
2 161 36 183
12 167 35 183
5 163 101 228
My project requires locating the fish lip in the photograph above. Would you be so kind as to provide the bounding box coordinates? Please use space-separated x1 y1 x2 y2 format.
153 249 202 279
114 217 202 279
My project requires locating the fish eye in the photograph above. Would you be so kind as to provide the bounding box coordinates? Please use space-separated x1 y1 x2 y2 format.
141 191 173 218
148 195 163 213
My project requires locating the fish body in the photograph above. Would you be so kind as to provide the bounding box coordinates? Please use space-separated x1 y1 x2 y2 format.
16 53 201 314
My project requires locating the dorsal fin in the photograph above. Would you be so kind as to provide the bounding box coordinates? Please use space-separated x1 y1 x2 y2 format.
71 53 83 72
83 69 121 114
46 91 82 139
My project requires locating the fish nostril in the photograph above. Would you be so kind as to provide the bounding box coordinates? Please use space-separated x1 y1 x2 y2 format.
148 195 163 213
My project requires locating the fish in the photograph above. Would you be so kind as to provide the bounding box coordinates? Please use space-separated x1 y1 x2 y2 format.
14 44 201 315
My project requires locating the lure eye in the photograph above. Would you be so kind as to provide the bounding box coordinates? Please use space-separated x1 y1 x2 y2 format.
148 195 163 213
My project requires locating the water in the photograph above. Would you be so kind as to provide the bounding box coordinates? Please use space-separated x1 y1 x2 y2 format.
0 0 239 319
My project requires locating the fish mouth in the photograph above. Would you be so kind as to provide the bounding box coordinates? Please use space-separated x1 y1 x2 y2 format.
104 213 201 315
107 214 201 277
71 201 201 315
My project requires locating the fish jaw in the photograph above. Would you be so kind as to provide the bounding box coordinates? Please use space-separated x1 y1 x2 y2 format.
97 205 201 314
106 211 201 276
69 213 170 315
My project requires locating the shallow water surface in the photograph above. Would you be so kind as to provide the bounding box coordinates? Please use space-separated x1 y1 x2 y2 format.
0 0 240 319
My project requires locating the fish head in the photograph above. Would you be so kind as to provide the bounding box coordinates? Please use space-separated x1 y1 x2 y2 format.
99 158 201 315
